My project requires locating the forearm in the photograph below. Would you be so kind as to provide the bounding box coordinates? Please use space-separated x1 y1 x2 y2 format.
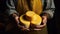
41 0 55 19
42 9 55 19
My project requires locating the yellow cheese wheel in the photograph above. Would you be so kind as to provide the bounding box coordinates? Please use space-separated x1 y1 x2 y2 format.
25 11 42 25
26 11 35 17
19 11 42 30
25 11 35 21
20 15 30 28
31 14 42 25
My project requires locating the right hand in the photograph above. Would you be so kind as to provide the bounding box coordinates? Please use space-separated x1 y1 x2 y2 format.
12 13 30 31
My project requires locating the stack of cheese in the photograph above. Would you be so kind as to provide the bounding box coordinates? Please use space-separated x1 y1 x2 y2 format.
20 11 42 30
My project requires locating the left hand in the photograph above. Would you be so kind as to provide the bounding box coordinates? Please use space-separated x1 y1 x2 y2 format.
33 15 47 30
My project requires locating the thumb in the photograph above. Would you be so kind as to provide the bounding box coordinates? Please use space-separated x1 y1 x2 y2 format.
42 16 47 23
15 16 20 24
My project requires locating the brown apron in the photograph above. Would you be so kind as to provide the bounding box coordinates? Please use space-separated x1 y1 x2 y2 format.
17 0 43 15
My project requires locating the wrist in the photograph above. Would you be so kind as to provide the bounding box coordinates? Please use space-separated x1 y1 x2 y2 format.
41 13 50 20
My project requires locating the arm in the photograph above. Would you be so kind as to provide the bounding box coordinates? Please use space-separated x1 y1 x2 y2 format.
5 0 20 23
42 0 55 19
5 0 18 16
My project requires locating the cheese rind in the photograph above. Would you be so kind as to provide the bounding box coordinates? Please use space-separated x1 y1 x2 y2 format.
20 15 30 28
31 14 42 25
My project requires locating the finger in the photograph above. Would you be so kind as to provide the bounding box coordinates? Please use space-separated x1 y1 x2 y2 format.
36 23 46 29
18 24 25 28
26 29 30 31
18 24 30 31
43 19 47 23
33 29 41 30
21 28 30 31
39 23 46 27
15 16 20 24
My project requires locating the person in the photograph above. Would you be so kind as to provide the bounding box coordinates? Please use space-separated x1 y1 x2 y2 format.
5 0 55 34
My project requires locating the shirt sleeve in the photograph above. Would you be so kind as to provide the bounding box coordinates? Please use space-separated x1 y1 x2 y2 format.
5 0 18 16
42 0 55 19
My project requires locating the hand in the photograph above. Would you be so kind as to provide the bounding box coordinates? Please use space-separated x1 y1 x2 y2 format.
12 13 30 31
32 15 47 30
